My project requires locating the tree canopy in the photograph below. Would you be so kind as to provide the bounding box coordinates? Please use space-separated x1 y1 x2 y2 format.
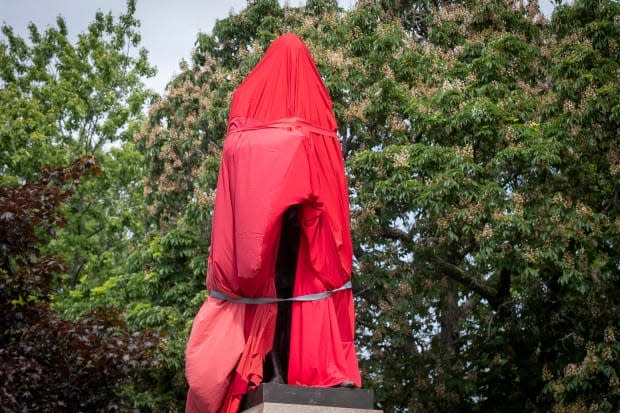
0 157 160 411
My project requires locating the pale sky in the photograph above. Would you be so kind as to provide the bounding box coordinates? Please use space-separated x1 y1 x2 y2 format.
1 0 253 94
1 0 553 95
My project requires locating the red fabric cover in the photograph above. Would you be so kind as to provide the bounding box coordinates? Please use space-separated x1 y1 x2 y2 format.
185 33 361 413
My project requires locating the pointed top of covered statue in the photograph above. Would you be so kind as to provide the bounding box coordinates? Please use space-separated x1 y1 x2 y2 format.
228 33 337 131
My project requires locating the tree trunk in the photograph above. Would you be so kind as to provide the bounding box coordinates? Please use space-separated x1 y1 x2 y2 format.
441 277 458 355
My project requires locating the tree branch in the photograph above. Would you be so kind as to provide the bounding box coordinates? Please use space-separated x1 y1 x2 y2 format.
85 225 105 239
381 225 412 246
433 256 499 307
379 225 511 311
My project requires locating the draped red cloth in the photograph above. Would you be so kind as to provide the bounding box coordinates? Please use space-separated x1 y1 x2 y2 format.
185 33 361 413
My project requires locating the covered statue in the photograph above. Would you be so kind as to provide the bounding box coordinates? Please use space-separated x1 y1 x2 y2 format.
185 33 361 413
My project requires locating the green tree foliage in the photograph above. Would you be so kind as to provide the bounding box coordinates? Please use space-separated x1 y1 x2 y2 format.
0 0 154 293
349 0 620 411
0 157 160 411
1 3 165 409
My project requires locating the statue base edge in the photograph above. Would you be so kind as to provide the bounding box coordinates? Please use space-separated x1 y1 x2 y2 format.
241 402 383 413
241 383 376 411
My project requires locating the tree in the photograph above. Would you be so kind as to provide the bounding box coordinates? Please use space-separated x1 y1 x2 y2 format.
0 157 160 412
349 0 620 411
1 3 167 408
0 0 154 294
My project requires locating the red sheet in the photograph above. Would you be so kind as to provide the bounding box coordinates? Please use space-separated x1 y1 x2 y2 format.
185 33 361 413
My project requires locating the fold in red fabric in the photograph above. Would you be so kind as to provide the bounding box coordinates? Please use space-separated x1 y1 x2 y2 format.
185 33 361 413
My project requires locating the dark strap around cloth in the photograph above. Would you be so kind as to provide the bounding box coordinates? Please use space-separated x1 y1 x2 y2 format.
209 280 352 304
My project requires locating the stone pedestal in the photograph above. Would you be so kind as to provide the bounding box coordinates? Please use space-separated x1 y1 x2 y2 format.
240 383 382 413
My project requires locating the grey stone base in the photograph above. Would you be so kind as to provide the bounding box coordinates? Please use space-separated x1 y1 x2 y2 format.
242 402 382 413
240 383 381 413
